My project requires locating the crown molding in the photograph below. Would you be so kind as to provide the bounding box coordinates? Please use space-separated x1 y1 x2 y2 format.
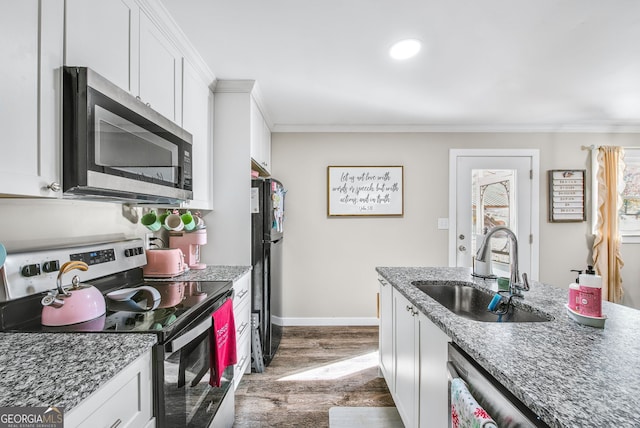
212 80 273 129
212 80 256 93
272 123 640 133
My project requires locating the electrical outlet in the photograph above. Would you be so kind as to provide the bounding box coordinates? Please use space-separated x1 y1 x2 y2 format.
144 233 154 249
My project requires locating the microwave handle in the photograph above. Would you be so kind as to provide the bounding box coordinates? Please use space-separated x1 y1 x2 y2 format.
166 316 212 353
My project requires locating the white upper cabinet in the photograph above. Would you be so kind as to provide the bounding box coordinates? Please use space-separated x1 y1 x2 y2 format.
1 0 212 203
65 0 183 124
181 58 213 210
139 9 182 123
65 0 138 93
63 0 214 207
250 98 271 174
0 0 63 198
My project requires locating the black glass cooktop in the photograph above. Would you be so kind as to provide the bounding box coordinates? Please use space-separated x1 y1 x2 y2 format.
0 269 232 340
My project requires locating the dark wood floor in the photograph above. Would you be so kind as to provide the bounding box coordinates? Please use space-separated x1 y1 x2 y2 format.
234 326 395 427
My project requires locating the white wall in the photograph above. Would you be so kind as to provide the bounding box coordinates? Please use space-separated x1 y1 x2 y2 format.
271 132 640 324
0 199 144 249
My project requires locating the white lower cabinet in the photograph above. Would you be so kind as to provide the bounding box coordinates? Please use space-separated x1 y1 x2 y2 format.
394 290 419 427
233 272 252 388
378 276 451 428
64 349 154 428
378 277 394 391
418 312 450 427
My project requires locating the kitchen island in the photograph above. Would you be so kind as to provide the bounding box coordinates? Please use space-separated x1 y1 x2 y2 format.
376 267 640 428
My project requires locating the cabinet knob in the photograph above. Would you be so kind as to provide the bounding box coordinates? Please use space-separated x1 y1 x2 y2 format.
47 182 61 192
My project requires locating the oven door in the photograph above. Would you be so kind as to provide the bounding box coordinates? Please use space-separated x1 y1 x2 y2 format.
160 299 234 428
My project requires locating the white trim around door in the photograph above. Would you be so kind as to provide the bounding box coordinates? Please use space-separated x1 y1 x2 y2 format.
448 149 540 281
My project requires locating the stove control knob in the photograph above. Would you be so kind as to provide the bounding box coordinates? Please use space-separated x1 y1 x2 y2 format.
21 264 41 277
42 260 60 273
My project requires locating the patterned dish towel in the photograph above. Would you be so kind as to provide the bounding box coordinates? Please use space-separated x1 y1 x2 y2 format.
451 378 498 428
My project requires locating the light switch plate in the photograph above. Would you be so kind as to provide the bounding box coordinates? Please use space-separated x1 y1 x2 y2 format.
437 218 449 230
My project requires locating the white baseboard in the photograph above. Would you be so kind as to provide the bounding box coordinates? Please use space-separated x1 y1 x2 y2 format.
272 315 379 327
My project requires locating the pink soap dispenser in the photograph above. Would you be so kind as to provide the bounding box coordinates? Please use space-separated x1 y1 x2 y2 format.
578 265 602 317
568 269 581 311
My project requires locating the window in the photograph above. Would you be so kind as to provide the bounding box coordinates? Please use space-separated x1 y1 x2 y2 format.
620 149 640 238
592 147 640 242
471 169 517 269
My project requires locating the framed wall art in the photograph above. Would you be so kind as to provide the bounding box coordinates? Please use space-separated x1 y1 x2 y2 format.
327 166 404 216
548 169 586 222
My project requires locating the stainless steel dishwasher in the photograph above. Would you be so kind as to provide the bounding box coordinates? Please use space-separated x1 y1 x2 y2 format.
447 343 550 428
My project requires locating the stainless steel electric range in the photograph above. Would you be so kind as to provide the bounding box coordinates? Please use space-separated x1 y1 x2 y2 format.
0 238 235 428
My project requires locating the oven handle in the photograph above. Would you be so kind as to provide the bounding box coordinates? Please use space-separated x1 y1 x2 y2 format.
166 292 233 353
166 316 212 353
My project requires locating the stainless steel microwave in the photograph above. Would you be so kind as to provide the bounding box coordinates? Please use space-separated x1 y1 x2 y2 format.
62 66 193 204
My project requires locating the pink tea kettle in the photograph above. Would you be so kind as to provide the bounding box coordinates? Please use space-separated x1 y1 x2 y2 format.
41 261 106 326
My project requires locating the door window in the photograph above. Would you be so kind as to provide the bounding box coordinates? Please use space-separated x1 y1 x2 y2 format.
472 170 516 269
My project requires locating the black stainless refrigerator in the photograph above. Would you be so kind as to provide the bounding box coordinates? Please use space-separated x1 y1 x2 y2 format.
251 178 285 369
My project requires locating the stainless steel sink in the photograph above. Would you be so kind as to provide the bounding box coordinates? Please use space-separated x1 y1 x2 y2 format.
411 281 552 323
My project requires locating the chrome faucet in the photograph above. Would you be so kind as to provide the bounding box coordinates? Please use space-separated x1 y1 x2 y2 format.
475 226 530 297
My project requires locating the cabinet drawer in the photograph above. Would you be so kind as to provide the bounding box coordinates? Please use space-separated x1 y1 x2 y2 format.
233 274 250 311
65 350 153 428
234 330 251 389
234 298 251 343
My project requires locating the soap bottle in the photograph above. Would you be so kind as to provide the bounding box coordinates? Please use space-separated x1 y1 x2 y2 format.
578 265 602 317
568 270 582 311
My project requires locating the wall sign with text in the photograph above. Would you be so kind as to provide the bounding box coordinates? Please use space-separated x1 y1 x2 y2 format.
548 169 586 222
327 166 404 216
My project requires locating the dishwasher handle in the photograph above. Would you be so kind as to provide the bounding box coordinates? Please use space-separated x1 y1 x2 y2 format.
447 361 460 379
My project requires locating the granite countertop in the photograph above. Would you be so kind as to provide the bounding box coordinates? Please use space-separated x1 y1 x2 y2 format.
0 333 157 411
376 267 640 428
168 265 251 282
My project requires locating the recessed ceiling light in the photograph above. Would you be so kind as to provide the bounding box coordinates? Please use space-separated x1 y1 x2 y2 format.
389 39 422 60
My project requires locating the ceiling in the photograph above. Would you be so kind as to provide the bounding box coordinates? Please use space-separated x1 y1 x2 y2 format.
162 0 640 132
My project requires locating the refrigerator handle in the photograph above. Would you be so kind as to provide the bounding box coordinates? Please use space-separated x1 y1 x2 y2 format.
264 239 283 244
